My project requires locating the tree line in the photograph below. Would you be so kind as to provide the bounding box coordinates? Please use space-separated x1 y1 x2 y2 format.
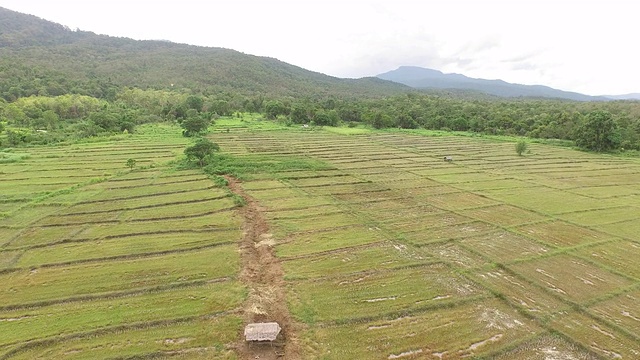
1 87 639 152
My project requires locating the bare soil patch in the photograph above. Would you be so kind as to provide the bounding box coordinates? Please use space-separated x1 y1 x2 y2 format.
226 176 301 360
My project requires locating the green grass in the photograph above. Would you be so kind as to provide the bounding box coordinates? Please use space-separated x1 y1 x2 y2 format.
0 245 239 307
0 151 30 164
207 124 640 358
306 298 542 359
15 231 235 268
4 122 640 358
204 152 333 180
549 311 640 358
282 243 429 280
0 124 246 358
510 254 634 303
276 225 385 258
0 282 245 347
9 315 242 360
288 265 484 324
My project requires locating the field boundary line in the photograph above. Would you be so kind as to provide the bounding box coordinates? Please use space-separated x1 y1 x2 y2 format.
0 277 231 312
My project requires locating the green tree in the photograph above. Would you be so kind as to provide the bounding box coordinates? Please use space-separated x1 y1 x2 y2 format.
180 115 211 137
185 95 204 112
209 100 231 116
290 104 310 124
126 158 136 170
264 100 288 119
575 110 621 152
515 141 528 156
313 110 338 126
184 138 220 167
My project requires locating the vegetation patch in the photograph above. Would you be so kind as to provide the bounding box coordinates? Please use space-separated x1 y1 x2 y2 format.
283 243 428 280
515 220 610 247
8 315 242 360
276 225 386 258
460 231 551 263
510 254 635 303
549 311 640 359
288 264 484 324
305 299 541 359
204 152 332 180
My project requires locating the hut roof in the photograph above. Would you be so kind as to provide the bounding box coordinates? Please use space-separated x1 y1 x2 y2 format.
244 322 281 342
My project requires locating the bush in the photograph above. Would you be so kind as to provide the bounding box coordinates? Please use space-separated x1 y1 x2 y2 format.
515 141 528 156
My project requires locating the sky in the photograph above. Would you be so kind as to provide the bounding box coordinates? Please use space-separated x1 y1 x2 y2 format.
1 0 638 96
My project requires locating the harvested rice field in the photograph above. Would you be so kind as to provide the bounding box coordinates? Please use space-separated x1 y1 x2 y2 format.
2 119 640 359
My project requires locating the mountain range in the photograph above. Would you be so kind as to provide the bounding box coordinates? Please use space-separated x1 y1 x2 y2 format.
376 66 625 101
1 6 637 102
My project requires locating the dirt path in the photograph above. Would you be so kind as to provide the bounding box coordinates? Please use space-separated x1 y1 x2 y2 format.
226 177 301 360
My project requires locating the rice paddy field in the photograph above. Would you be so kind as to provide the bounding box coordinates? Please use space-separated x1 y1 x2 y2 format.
2 118 640 359
0 125 244 359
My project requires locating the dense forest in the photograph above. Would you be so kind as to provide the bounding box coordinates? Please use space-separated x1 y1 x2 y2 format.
1 6 640 152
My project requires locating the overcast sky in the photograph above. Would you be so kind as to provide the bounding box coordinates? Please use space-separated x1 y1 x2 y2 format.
1 0 637 95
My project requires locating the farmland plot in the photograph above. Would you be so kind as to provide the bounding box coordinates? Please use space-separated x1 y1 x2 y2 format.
0 125 245 358
3 121 640 359
209 127 640 359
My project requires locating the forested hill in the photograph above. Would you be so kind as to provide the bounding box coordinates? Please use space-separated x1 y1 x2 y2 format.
0 7 408 101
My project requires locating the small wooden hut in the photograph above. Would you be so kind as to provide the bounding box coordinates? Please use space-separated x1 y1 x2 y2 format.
244 322 281 342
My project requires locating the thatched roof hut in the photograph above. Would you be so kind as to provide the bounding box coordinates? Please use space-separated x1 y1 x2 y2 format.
244 322 281 342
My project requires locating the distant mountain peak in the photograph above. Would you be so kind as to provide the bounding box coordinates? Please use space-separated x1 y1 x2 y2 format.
377 66 608 101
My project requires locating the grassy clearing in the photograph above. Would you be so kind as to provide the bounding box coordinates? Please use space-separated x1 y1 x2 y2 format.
264 204 344 220
286 175 364 187
204 152 333 181
245 187 308 201
384 212 474 233
425 192 500 210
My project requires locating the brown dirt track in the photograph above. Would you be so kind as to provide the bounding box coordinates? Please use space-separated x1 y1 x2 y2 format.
226 177 301 360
